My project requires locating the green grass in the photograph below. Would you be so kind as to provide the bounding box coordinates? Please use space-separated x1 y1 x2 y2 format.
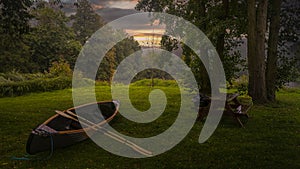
0 84 299 169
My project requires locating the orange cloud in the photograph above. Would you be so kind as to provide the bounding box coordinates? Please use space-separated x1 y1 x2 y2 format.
124 28 166 46
91 4 104 10
126 29 165 35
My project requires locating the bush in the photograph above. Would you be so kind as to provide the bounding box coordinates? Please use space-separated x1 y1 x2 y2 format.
0 71 48 82
48 59 72 77
23 72 48 80
237 95 253 105
0 76 10 83
0 70 26 82
231 75 248 95
0 77 72 97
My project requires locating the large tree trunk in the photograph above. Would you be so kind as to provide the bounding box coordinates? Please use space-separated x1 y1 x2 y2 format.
247 0 257 99
266 0 282 102
195 0 211 94
247 0 268 103
216 0 229 62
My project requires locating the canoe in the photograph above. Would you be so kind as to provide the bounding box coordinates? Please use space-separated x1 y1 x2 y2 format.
26 100 119 155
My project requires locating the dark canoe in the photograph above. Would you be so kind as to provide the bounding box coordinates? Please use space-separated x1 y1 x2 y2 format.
26 100 119 155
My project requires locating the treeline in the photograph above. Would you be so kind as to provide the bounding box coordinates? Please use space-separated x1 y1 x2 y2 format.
0 0 140 82
1 0 299 102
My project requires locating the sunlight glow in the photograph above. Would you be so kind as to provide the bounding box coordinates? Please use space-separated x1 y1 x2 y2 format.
125 29 165 47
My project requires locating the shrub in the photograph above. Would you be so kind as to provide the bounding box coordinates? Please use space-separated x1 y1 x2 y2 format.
231 75 248 95
48 59 72 77
0 77 72 97
23 72 48 80
0 76 10 83
0 70 26 82
0 71 48 82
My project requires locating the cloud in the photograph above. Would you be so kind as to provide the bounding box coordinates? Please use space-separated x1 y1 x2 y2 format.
60 1 140 22
105 12 166 30
61 0 138 9
91 4 104 9
134 33 165 38
95 8 139 22
90 0 138 9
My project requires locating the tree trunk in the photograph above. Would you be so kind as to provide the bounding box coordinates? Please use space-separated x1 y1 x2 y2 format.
255 0 268 103
247 0 257 98
247 0 268 103
216 0 229 62
195 0 211 94
266 0 282 102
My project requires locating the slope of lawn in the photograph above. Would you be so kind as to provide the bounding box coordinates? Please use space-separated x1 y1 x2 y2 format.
0 83 299 169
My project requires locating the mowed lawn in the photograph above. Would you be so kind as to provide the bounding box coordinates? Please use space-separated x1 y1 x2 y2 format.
0 84 299 169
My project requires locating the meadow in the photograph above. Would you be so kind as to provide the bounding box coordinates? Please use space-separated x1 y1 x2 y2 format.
0 81 299 169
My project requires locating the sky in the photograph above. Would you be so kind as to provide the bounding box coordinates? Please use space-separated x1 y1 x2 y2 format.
61 0 165 46
88 0 138 9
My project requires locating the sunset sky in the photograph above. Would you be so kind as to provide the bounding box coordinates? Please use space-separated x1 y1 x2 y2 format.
62 0 164 46
89 0 139 9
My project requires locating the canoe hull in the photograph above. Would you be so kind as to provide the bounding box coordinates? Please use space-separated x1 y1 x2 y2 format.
26 130 88 154
26 100 119 155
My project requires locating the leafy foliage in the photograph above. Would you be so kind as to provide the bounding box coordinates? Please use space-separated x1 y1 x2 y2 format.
97 48 116 82
25 6 81 72
0 0 33 72
230 75 249 95
0 0 32 38
136 0 247 91
71 0 105 45
0 62 76 97
0 76 72 97
276 57 300 88
48 59 72 77
0 41 33 72
276 0 300 86
0 0 141 84
95 36 140 82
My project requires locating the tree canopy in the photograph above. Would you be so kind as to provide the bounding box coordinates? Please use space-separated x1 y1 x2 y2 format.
71 0 105 45
26 6 82 72
0 0 141 82
136 0 299 103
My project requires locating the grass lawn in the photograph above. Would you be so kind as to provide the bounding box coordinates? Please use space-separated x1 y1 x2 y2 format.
0 84 299 169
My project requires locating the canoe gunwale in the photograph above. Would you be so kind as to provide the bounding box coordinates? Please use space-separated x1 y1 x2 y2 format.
26 100 119 154
41 100 119 135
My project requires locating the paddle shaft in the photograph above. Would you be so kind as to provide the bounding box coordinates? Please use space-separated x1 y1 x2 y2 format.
65 110 153 156
55 110 152 156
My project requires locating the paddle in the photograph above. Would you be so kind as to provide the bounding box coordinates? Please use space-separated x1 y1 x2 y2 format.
55 110 153 157
65 110 153 156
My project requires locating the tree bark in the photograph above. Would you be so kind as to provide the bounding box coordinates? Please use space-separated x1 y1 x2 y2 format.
266 0 282 102
247 0 257 98
247 0 268 103
216 0 229 62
